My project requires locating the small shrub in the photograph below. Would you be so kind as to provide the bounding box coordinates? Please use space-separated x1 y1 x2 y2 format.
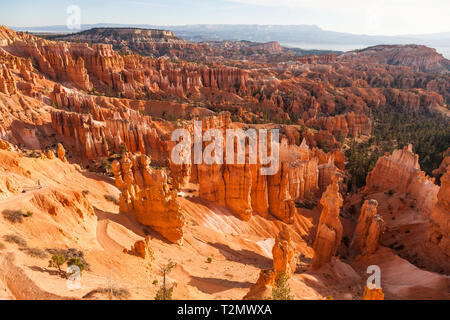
25 211 33 217
104 195 120 205
100 159 111 169
82 190 90 195
67 257 85 274
385 189 394 196
118 144 127 155
3 234 27 247
83 287 130 300
2 210 25 223
269 271 293 300
152 280 158 286
48 254 67 277
326 296 334 300
22 247 47 259
206 257 212 264
155 283 177 300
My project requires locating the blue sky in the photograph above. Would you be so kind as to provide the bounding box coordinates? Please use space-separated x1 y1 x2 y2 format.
1 0 449 35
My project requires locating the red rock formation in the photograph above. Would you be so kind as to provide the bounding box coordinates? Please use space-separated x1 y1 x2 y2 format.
57 143 67 162
51 110 168 161
365 145 439 215
344 45 450 73
306 112 372 137
363 286 384 300
244 226 295 300
0 64 17 95
196 139 320 223
125 236 153 259
424 169 450 273
351 200 385 256
243 269 275 300
366 145 421 194
112 153 185 244
312 176 343 269
272 225 296 277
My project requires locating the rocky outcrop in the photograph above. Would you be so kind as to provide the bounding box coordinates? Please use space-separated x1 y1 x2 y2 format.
196 140 320 223
57 143 67 162
272 226 296 277
351 200 385 256
345 45 450 73
124 236 153 259
365 145 439 215
0 64 17 95
243 269 275 300
366 145 422 193
424 169 450 273
306 112 372 137
51 110 168 161
112 153 185 244
244 226 295 300
363 286 384 300
312 176 343 269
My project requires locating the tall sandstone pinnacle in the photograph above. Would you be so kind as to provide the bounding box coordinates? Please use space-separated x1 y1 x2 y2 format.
351 199 385 257
312 175 343 270
272 225 296 278
57 143 67 163
112 153 185 244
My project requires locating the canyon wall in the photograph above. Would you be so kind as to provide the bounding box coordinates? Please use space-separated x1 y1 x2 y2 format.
424 167 450 273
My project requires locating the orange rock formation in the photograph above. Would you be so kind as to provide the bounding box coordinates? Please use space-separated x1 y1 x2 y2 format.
112 153 185 244
312 175 343 269
351 200 385 256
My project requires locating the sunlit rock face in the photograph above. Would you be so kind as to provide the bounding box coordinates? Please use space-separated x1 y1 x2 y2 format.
351 199 385 256
312 176 343 270
112 153 185 244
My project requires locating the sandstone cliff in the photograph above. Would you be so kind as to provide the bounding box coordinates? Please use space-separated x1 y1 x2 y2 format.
424 169 450 273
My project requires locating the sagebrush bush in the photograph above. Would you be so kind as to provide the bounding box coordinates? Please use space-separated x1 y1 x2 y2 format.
2 210 25 223
22 247 47 259
3 234 27 247
104 195 120 205
84 287 130 300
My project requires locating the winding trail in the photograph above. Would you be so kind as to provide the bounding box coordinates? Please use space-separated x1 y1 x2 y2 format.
0 186 48 207
95 211 126 253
